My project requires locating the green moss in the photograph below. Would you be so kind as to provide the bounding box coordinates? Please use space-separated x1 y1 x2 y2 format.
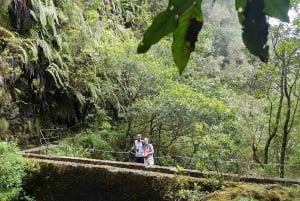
234 196 259 201
24 161 179 201
201 183 300 201
0 0 11 28
0 26 14 37
22 158 300 201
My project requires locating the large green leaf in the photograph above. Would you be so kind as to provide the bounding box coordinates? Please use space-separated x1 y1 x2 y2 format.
137 9 178 53
137 0 201 54
235 0 247 10
138 0 290 73
172 4 203 74
235 0 247 23
263 0 290 22
236 0 269 62
170 0 200 14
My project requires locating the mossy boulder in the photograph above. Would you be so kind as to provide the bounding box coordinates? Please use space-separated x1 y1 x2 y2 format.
201 183 300 201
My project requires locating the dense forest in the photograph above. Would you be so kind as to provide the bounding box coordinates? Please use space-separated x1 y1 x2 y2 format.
1 0 300 199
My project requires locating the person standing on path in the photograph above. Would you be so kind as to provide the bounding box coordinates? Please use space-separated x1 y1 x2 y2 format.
143 137 154 167
129 133 144 163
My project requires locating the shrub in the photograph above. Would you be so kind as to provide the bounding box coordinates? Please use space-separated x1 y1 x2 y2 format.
0 141 26 201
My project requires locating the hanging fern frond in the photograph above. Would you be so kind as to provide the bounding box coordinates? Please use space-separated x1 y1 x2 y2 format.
1 36 35 66
30 0 60 29
18 46 28 63
46 62 65 88
74 91 86 106
36 38 53 61
88 83 100 102
0 26 14 38
22 40 38 60
33 0 47 28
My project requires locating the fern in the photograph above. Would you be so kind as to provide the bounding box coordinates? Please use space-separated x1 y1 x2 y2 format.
0 26 14 38
36 38 53 61
31 0 61 47
46 63 65 88
23 40 38 60
74 91 86 106
0 32 38 66
18 46 28 63
35 0 47 28
30 0 69 90
88 83 100 102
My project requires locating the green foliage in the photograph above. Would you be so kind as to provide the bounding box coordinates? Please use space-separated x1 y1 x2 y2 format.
30 0 67 88
139 0 291 72
46 129 123 160
0 141 29 200
237 0 269 62
1 0 300 181
0 0 11 28
201 183 300 201
263 0 290 22
172 3 203 73
0 0 11 14
44 144 90 158
164 177 223 201
234 197 258 201
138 0 204 73
168 183 204 201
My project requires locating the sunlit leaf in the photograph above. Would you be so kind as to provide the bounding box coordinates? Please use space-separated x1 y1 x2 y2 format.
264 0 290 22
172 4 203 74
137 9 178 53
137 0 202 55
138 0 291 73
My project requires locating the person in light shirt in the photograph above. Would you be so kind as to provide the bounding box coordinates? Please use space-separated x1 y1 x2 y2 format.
143 137 154 168
129 133 144 163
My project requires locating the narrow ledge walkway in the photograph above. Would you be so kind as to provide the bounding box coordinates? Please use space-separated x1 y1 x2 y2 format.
22 146 300 185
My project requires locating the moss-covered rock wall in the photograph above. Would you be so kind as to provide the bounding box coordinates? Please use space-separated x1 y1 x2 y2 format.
23 159 198 201
22 153 300 201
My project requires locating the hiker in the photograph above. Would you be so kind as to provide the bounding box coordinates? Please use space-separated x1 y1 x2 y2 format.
129 133 144 163
143 137 154 167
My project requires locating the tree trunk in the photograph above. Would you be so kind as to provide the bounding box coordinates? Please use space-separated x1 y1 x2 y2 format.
279 65 290 178
264 79 284 164
156 124 162 164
